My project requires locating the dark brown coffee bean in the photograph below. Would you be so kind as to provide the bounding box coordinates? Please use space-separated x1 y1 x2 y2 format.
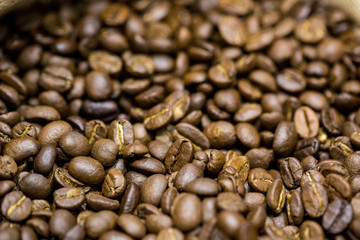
49 209 76 239
317 38 344 63
108 119 134 155
217 192 248 213
102 169 126 198
91 139 118 167
248 168 274 192
84 210 117 239
3 137 40 162
276 68 306 94
299 220 325 240
86 192 120 211
234 103 262 123
116 213 146 239
286 189 304 226
273 121 297 157
266 179 286 214
0 121 12 146
54 187 86 210
208 60 236 88
165 138 194 173
218 15 247 46
19 173 52 199
125 54 155 77
102 3 129 26
85 120 107 146
345 151 360 176
249 69 277 92
68 156 106 185
295 16 326 43
236 123 260 148
0 155 17 180
325 173 351 201
279 157 303 188
170 193 202 231
141 174 167 206
301 181 328 218
184 177 220 196
88 50 122 74
205 121 236 149
38 120 73 146
54 167 85 188
1 191 31 222
40 66 73 93
135 85 165 108
129 157 166 175
12 122 37 139
294 106 319 138
322 200 353 234
294 137 319 160
245 29 274 52
59 131 90 157
120 182 140 214
321 107 344 135
144 104 173 131
85 71 112 101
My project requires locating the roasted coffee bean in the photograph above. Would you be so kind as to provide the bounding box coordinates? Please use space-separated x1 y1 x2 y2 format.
321 107 344 135
184 177 220 196
286 189 304 225
273 121 297 157
165 138 194 173
322 200 353 234
279 157 303 188
266 179 286 214
54 187 86 210
91 139 118 166
141 174 167 206
49 209 76 239
40 66 73 93
144 104 173 131
68 156 106 185
0 155 17 180
3 137 40 162
248 168 274 192
19 173 52 199
85 210 118 239
85 71 112 101
59 131 90 157
88 50 122 74
129 157 166 175
236 123 260 149
345 151 360 176
301 181 328 218
205 121 236 149
123 142 149 159
116 214 146 239
126 54 155 77
38 120 73 146
249 69 277 92
102 169 126 198
86 192 120 211
108 119 134 154
135 85 165 108
1 191 31 222
175 122 210 149
325 173 351 201
294 137 319 160
54 167 85 188
0 121 12 146
84 120 107 146
299 220 325 240
294 106 319 138
12 122 37 139
329 136 353 162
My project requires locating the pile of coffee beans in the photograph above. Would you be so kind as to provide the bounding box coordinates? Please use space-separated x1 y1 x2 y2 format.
1 0 360 239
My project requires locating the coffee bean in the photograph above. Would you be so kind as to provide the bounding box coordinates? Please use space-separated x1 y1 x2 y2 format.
19 173 52 199
299 220 325 240
0 155 17 180
276 68 307 94
218 15 247 46
85 210 117 239
59 131 90 157
286 189 304 225
84 120 107 146
170 193 202 231
236 123 260 148
273 121 297 157
117 214 146 239
301 181 328 218
91 139 118 166
325 173 351 201
1 191 32 222
141 174 167 206
266 179 286 214
54 167 85 188
245 147 273 169
249 69 277 92
175 122 210 149
245 29 274 52
217 192 248 213
208 60 236 88
248 168 274 192
86 192 120 211
40 66 73 93
295 16 326 43
322 200 353 234
205 121 236 149
321 107 344 135
68 156 106 185
54 187 86 210
12 122 37 139
144 103 173 131
126 54 155 77
49 209 76 239
123 142 149 159
102 169 126 198
85 71 113 101
3 137 40 162
294 106 319 138
38 120 73 146
345 151 360 176
165 138 194 173
119 183 140 214
184 177 220 196
88 50 122 74
279 157 303 188
102 3 129 26
130 157 166 175
23 105 61 123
